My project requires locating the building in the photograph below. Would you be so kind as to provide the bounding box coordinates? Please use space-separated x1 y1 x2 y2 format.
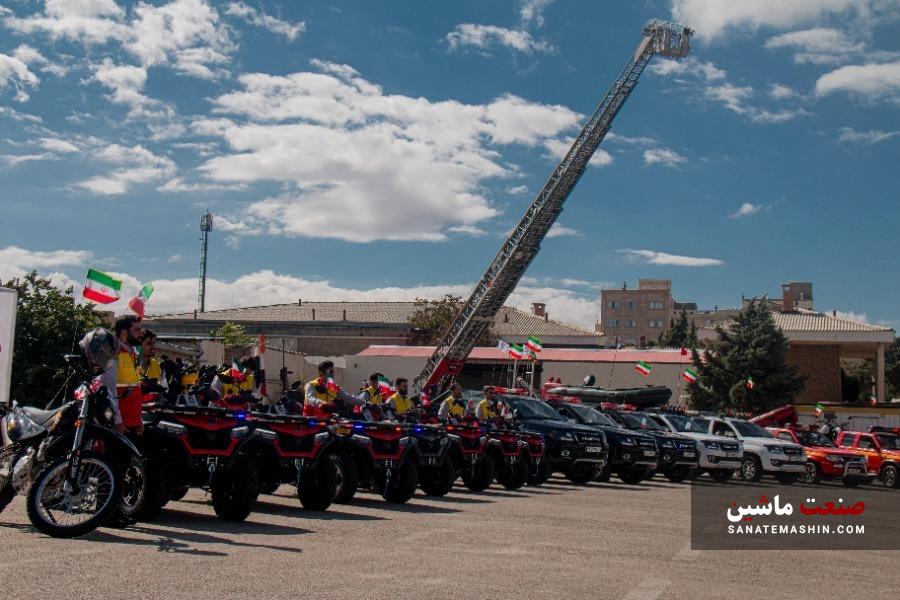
598 279 679 347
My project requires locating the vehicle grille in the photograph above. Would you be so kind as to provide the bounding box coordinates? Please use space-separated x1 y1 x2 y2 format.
783 446 803 457
575 432 603 444
674 440 695 451
720 442 739 452
637 439 656 450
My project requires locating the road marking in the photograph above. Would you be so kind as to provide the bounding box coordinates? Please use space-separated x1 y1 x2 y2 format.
622 578 672 600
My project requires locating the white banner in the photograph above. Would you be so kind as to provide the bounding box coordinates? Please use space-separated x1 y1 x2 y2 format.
0 287 17 406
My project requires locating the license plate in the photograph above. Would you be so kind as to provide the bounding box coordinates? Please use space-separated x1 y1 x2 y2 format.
845 464 865 474
643 450 656 457
336 426 351 436
586 446 603 453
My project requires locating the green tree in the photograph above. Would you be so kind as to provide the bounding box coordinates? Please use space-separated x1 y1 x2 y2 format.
210 321 254 347
3 271 104 406
408 295 494 346
886 338 900 398
688 299 806 414
657 308 698 348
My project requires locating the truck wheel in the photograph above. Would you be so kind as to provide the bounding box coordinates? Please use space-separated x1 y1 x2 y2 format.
564 464 600 484
618 466 647 485
709 469 734 483
0 483 14 514
774 473 798 485
643 468 657 481
498 457 529 491
527 458 552 486
259 481 280 495
168 486 188 502
664 465 690 483
211 455 259 522
841 478 861 488
594 464 611 483
331 452 359 504
121 457 171 522
462 456 495 492
420 457 456 497
298 458 338 511
382 455 418 504
801 462 821 485
740 455 763 482
882 465 899 489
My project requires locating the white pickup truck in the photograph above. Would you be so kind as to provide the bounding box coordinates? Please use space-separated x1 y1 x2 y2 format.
705 417 806 483
647 413 743 482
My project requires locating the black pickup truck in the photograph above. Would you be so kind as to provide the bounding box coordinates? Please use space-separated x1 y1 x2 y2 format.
604 409 699 482
550 401 659 484
493 394 608 484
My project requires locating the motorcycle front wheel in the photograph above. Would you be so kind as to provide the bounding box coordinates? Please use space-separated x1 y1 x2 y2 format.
27 452 120 538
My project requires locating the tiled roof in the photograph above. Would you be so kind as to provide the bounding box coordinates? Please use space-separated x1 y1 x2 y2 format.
149 302 597 337
772 309 894 333
357 346 692 364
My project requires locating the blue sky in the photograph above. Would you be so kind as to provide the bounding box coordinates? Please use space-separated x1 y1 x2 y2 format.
0 0 898 330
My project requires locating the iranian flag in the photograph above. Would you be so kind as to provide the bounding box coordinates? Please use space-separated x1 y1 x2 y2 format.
326 377 340 393
746 376 755 390
377 374 394 398
82 269 122 304
681 368 698 384
229 359 244 380
525 335 542 354
635 360 652 377
509 343 526 360
127 282 154 317
815 402 825 417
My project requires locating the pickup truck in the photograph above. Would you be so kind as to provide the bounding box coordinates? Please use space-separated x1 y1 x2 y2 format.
705 417 806 483
768 427 870 487
647 413 742 482
835 430 900 488
604 409 699 483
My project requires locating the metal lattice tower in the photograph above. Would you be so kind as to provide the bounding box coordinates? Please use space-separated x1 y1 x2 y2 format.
198 211 213 313
415 21 692 392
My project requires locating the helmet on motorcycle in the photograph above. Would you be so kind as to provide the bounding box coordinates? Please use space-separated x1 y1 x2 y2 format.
78 327 118 374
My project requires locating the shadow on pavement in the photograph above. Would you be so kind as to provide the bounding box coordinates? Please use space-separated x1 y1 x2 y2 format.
347 497 464 514
250 500 389 521
416 494 495 505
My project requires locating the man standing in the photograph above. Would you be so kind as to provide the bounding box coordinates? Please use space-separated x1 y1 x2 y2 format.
385 377 414 418
113 315 143 434
304 360 361 416
138 329 162 382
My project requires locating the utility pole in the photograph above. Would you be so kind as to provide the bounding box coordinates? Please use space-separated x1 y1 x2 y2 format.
198 211 213 313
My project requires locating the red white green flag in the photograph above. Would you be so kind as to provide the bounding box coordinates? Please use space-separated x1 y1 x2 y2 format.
681 368 698 384
746 376 755 390
509 343 526 360
635 360 652 377
525 335 542 354
377 375 394 398
82 268 122 304
815 402 824 417
127 282 154 318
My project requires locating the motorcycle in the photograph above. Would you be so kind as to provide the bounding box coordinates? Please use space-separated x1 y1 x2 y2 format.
0 354 141 537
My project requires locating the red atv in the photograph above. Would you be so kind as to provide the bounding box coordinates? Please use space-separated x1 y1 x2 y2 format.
484 427 533 491
444 421 494 492
124 403 262 522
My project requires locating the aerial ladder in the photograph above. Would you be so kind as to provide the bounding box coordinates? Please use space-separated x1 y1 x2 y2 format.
415 21 693 396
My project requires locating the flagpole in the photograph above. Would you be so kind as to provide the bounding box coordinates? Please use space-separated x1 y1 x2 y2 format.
608 345 619 389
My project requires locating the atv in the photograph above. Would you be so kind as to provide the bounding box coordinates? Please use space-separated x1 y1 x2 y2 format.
444 421 494 492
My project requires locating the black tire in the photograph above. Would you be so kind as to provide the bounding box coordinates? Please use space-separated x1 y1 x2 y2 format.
801 461 821 485
564 464 600 485
841 478 861 488
643 468 657 481
381 455 418 504
211 455 259 521
709 469 735 483
618 466 648 485
774 473 799 485
121 457 171 523
740 455 763 482
420 457 456 497
331 452 359 504
462 456 495 492
27 452 120 538
528 457 552 486
687 468 701 481
259 481 280 495
882 464 900 489
664 465 690 483
497 457 529 491
168 486 188 502
594 464 611 483
0 483 15 514
297 458 338 511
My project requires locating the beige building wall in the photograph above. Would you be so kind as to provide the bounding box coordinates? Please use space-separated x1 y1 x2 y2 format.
600 279 674 347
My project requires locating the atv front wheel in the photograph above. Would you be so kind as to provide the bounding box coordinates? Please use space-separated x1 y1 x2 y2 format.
564 464 599 485
419 457 456 497
211 455 259 521
298 458 338 511
331 452 359 504
380 455 418 504
527 457 552 486
462 456 495 492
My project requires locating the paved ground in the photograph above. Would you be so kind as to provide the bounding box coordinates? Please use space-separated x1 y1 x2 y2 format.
0 476 897 600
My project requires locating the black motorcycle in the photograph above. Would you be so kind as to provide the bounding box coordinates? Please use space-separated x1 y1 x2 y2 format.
0 355 142 537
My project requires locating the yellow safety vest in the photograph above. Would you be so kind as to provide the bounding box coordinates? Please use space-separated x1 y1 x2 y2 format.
476 400 497 420
117 347 141 387
140 357 162 381
442 398 465 418
307 377 338 404
364 385 383 405
388 393 414 416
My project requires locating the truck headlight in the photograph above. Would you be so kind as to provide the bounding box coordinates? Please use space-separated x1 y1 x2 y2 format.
764 445 783 454
620 437 635 446
559 432 575 442
702 440 720 449
826 455 844 463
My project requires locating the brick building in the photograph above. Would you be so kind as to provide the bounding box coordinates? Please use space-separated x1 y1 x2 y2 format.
598 279 679 347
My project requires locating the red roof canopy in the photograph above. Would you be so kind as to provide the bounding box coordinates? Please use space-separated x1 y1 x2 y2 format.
356 346 693 364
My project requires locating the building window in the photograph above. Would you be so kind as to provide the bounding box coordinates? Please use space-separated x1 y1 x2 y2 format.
607 318 620 327
607 301 620 309
649 301 664 309
624 319 637 328
626 301 636 309
624 338 637 346
648 319 664 328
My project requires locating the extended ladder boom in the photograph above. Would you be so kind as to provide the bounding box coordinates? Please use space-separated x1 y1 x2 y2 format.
416 21 692 393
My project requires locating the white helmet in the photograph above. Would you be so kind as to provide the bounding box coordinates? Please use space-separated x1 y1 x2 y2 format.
79 328 118 373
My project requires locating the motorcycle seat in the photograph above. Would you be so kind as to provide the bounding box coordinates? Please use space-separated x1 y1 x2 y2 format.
21 406 66 426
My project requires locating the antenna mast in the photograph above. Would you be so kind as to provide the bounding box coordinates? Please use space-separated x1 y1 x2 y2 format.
198 211 213 313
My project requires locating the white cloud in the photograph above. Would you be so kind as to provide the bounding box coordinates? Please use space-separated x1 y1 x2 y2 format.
91 58 151 108
648 56 726 81
619 249 723 267
167 254 182 264
194 62 583 242
518 0 555 28
833 310 871 324
765 28 864 65
77 144 176 195
606 132 658 147
729 202 768 218
1 152 55 166
546 223 579 238
768 83 798 100
447 225 487 236
506 184 529 195
11 44 69 77
38 137 80 153
815 61 900 105
446 24 555 55
837 127 900 145
0 245 91 280
225 2 305 41
0 51 40 98
157 177 245 193
670 0 865 42
3 0 129 44
643 147 686 167
705 83 810 123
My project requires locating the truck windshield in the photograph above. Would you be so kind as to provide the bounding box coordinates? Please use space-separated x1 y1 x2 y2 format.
876 434 900 450
501 397 565 421
567 403 617 426
731 420 773 438
796 431 835 447
614 411 666 431
662 414 705 433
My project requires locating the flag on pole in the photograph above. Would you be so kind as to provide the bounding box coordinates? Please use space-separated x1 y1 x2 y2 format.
256 335 266 398
525 335 542 354
746 376 755 390
509 344 526 360
681 368 698 384
127 282 154 317
326 377 340 393
229 359 245 381
615 336 622 350
377 374 394 398
497 339 511 354
82 268 122 304
635 360 652 377
814 402 824 417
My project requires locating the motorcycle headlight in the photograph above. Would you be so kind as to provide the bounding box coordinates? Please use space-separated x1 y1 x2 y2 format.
702 440 720 449
765 445 784 454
